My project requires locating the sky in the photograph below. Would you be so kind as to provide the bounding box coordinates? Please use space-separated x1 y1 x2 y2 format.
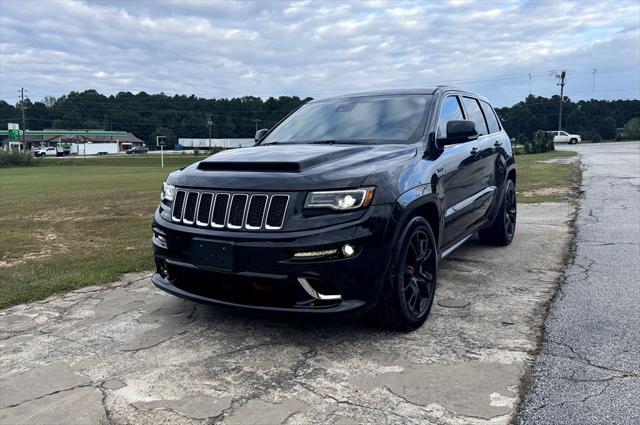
0 0 638 107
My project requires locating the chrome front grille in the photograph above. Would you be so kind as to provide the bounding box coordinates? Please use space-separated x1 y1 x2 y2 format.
171 190 289 230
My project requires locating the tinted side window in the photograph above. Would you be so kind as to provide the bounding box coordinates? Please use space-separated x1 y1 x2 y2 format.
480 100 501 134
462 97 489 136
438 96 464 138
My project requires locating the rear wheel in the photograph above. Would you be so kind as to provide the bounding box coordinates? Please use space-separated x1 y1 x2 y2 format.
372 217 437 331
479 179 516 246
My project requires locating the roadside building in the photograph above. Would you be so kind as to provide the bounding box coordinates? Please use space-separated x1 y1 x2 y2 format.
178 138 254 149
0 129 145 152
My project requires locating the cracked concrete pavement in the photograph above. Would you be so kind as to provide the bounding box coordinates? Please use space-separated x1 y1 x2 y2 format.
519 142 640 424
0 201 574 425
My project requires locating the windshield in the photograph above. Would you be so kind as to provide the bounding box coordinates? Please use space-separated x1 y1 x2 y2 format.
261 94 431 145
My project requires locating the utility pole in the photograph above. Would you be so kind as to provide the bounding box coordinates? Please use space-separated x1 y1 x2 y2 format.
528 73 532 95
253 119 260 133
19 88 26 151
207 115 213 150
555 70 566 131
592 68 597 92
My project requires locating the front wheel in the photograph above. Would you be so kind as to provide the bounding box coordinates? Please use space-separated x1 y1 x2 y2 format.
570 138 578 144
479 179 516 246
372 217 437 331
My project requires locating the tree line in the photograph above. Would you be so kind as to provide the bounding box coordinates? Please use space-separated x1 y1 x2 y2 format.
0 90 638 145
496 95 639 141
0 90 310 146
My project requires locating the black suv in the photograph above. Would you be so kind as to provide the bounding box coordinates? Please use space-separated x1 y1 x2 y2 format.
152 87 516 329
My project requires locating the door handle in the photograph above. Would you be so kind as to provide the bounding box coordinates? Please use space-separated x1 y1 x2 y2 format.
470 147 480 156
494 140 503 147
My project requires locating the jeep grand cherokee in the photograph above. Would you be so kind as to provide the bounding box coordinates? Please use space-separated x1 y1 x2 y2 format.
152 87 516 330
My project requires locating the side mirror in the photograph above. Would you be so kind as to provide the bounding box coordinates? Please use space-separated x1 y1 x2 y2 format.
441 120 479 146
254 128 269 142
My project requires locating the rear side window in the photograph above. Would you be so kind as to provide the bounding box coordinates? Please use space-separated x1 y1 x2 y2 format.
480 100 501 134
437 96 465 138
462 97 489 136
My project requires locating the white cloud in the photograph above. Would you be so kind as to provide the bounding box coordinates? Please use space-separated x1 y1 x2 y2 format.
0 0 638 106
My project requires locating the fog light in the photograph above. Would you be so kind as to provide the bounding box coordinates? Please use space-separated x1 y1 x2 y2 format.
293 249 338 258
342 244 355 257
155 258 169 278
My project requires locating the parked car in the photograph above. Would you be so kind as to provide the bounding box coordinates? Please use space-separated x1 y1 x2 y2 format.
33 146 70 157
126 146 148 154
33 147 59 157
550 130 581 144
152 87 516 330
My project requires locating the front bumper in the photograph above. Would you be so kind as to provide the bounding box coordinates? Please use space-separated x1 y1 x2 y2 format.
151 205 393 315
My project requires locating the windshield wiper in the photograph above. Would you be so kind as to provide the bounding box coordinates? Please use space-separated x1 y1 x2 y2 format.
263 139 360 145
311 140 338 144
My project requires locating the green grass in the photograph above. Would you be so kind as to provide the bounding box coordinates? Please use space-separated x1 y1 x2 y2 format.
0 150 580 308
0 155 207 308
515 150 580 203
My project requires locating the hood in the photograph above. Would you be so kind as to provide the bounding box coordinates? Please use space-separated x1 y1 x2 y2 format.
170 143 417 191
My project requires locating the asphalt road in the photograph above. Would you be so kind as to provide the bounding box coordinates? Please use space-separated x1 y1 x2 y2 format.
519 141 640 424
0 203 574 425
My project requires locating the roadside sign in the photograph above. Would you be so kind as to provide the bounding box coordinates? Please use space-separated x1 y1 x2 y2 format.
7 123 19 141
156 136 167 168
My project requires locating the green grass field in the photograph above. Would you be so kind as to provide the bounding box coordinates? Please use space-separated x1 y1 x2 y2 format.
0 150 579 308
0 155 207 308
514 150 580 203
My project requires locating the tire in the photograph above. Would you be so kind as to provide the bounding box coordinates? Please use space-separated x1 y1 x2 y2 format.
372 217 437 331
570 138 578 144
479 179 516 246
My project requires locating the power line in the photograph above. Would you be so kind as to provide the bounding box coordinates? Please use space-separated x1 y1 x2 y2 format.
0 116 279 126
1 66 637 101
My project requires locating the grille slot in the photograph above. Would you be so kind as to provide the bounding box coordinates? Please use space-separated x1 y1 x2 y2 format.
183 192 199 224
196 193 214 226
211 193 230 227
227 194 248 229
246 195 268 229
171 190 186 222
266 195 289 229
170 190 288 230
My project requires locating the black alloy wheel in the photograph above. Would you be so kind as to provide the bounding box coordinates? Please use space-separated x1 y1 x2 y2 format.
372 216 438 330
401 229 436 318
504 182 517 239
479 179 517 246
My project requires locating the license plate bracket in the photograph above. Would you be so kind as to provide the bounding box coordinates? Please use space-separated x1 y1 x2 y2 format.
192 239 234 272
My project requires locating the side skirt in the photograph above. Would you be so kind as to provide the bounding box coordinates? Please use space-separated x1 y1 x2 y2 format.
440 233 473 258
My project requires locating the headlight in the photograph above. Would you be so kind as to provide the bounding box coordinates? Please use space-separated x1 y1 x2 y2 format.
161 182 175 201
304 188 374 211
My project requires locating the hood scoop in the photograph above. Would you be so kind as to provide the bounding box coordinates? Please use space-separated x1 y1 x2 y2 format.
198 161 301 173
197 145 370 173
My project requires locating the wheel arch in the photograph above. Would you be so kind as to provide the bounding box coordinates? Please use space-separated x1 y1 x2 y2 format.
409 202 440 248
507 167 516 185
384 185 443 252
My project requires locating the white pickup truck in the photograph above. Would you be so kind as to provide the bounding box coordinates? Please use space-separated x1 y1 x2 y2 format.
33 147 60 157
549 131 581 144
33 146 70 157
